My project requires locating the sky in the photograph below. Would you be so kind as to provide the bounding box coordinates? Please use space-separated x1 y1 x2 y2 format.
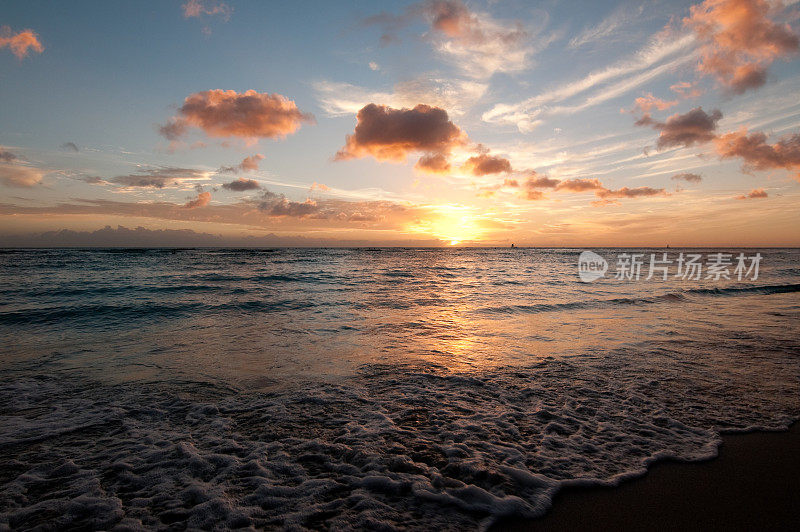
1 0 799 247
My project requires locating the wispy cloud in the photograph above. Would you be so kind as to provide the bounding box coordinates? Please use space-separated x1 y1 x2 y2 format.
482 33 696 129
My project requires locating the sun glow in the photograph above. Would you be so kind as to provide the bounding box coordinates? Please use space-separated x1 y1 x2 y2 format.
407 205 484 245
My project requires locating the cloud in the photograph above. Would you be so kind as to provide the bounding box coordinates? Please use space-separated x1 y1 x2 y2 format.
335 103 466 163
511 173 666 203
555 178 605 192
637 107 723 149
219 153 265 173
0 148 18 163
415 153 452 174
630 93 678 113
239 154 264 172
0 26 44 59
363 1 541 79
310 182 330 192
0 163 44 187
684 0 799 94
314 78 487 118
671 172 703 183
256 191 320 217
596 186 666 199
714 129 800 179
482 32 696 129
60 142 80 152
221 178 261 191
670 81 704 99
111 167 208 188
736 188 768 199
182 0 232 20
183 191 211 209
160 90 314 142
525 173 560 189
461 153 512 176
569 3 645 49
424 0 542 78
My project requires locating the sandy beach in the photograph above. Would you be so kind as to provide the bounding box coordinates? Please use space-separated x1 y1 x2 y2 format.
494 423 800 531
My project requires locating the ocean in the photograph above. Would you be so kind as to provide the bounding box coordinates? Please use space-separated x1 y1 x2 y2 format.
1 248 799 530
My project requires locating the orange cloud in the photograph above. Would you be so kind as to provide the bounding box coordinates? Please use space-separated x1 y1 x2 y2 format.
182 0 232 20
512 173 666 203
160 90 314 142
461 153 512 176
596 186 666 199
715 129 800 180
736 188 768 199
684 0 799 94
524 173 560 189
240 154 264 171
183 191 212 209
637 107 723 149
220 154 265 173
631 93 678 113
0 26 44 59
335 103 466 163
670 81 704 99
0 163 44 188
555 178 605 192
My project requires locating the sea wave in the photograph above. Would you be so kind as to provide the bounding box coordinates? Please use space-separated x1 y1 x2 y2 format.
478 283 800 315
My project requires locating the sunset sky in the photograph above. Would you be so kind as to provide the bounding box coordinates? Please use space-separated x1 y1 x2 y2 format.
1 0 799 246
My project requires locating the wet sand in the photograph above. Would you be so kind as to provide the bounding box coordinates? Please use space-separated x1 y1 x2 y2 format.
493 423 800 531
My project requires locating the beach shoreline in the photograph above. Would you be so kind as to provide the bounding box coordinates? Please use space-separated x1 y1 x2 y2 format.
492 422 800 531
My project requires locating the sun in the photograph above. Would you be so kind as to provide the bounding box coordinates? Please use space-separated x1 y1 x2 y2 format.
406 205 485 245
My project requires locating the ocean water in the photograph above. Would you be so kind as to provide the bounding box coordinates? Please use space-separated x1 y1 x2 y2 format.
1 248 798 530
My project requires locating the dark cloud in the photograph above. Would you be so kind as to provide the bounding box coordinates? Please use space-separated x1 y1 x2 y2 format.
263 198 320 217
637 107 723 150
221 178 261 191
111 167 207 188
671 172 703 183
335 103 466 162
0 148 18 163
160 90 314 141
414 153 452 174
462 153 512 176
715 130 800 180
60 142 79 152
